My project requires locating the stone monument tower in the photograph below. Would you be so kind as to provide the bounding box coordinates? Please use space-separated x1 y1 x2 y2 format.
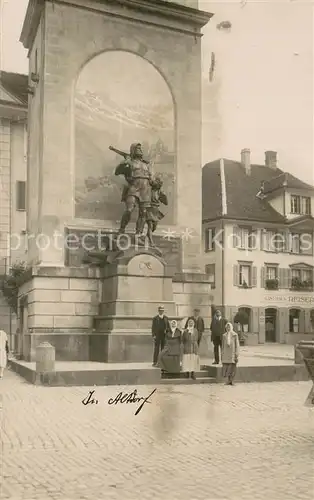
17 0 213 362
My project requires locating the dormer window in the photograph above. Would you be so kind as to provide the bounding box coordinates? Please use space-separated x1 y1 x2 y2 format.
290 195 311 215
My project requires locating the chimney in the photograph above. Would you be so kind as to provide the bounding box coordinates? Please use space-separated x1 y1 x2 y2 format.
265 150 277 169
241 148 251 175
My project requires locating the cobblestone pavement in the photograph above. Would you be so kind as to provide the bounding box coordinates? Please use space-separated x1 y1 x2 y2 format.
1 370 314 500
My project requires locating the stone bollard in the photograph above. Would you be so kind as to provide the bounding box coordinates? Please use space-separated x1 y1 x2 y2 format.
296 341 314 407
36 342 55 374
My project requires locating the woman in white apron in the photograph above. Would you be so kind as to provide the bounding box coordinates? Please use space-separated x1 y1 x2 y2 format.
0 330 9 378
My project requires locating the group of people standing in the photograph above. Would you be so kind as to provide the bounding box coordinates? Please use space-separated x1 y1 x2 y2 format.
152 306 204 380
152 306 240 385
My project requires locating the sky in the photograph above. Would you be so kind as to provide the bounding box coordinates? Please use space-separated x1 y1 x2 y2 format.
1 0 313 184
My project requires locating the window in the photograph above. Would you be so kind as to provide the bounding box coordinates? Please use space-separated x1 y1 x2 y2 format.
289 309 300 333
303 269 313 282
262 230 285 252
290 266 313 290
300 233 313 255
205 264 215 288
262 265 279 289
291 268 301 280
289 233 313 255
290 195 311 215
302 197 311 215
233 263 257 288
204 228 215 252
266 266 277 280
233 226 255 250
16 181 26 211
240 265 250 286
290 233 300 253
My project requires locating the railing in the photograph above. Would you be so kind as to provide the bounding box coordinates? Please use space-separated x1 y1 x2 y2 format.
262 267 314 291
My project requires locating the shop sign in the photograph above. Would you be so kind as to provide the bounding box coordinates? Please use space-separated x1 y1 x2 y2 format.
264 295 314 305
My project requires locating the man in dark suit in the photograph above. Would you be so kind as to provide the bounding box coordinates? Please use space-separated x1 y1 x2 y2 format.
185 308 205 346
210 309 227 364
151 305 170 367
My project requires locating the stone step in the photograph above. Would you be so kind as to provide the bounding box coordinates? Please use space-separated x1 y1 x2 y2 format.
160 377 216 385
161 369 210 379
202 364 310 383
10 360 310 387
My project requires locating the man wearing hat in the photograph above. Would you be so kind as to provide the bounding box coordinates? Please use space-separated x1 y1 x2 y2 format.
185 308 205 347
151 305 171 367
210 309 227 364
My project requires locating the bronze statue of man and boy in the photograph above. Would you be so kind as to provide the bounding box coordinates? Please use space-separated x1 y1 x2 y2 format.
110 143 168 247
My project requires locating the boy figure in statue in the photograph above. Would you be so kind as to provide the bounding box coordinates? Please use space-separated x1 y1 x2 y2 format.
145 175 168 247
114 143 152 237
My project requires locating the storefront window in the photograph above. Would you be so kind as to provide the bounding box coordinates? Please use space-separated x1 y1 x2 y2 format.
289 309 300 333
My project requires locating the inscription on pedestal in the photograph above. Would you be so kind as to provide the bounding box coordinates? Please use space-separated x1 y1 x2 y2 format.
64 228 181 272
128 254 164 276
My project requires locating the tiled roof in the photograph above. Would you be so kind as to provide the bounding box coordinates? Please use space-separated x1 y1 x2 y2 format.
0 71 28 106
263 172 314 194
202 158 292 223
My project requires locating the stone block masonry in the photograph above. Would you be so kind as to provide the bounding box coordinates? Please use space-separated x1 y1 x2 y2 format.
18 267 100 332
17 267 101 361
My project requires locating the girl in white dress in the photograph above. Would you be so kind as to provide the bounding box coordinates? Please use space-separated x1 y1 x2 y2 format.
0 330 9 378
182 318 200 379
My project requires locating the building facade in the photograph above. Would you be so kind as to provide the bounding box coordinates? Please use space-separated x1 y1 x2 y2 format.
0 71 28 333
202 149 314 344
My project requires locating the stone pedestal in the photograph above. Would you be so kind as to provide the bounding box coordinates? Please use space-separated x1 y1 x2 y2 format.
90 247 177 362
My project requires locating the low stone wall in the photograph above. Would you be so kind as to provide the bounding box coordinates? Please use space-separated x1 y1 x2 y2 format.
17 267 101 361
285 333 314 345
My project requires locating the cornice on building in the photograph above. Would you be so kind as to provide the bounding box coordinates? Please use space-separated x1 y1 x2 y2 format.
20 0 213 50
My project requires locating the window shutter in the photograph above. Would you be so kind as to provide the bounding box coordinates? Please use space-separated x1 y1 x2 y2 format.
16 181 26 211
249 229 257 250
276 231 285 252
233 265 240 286
233 226 239 248
251 266 257 287
287 268 292 289
299 310 306 334
283 230 290 253
261 229 266 250
212 229 216 250
261 266 266 288
278 268 285 289
205 229 209 252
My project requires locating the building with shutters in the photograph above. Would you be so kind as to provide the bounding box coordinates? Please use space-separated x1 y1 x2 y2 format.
202 149 314 345
0 71 28 334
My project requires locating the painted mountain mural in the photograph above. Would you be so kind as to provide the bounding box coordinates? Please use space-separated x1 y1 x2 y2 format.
74 51 175 225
